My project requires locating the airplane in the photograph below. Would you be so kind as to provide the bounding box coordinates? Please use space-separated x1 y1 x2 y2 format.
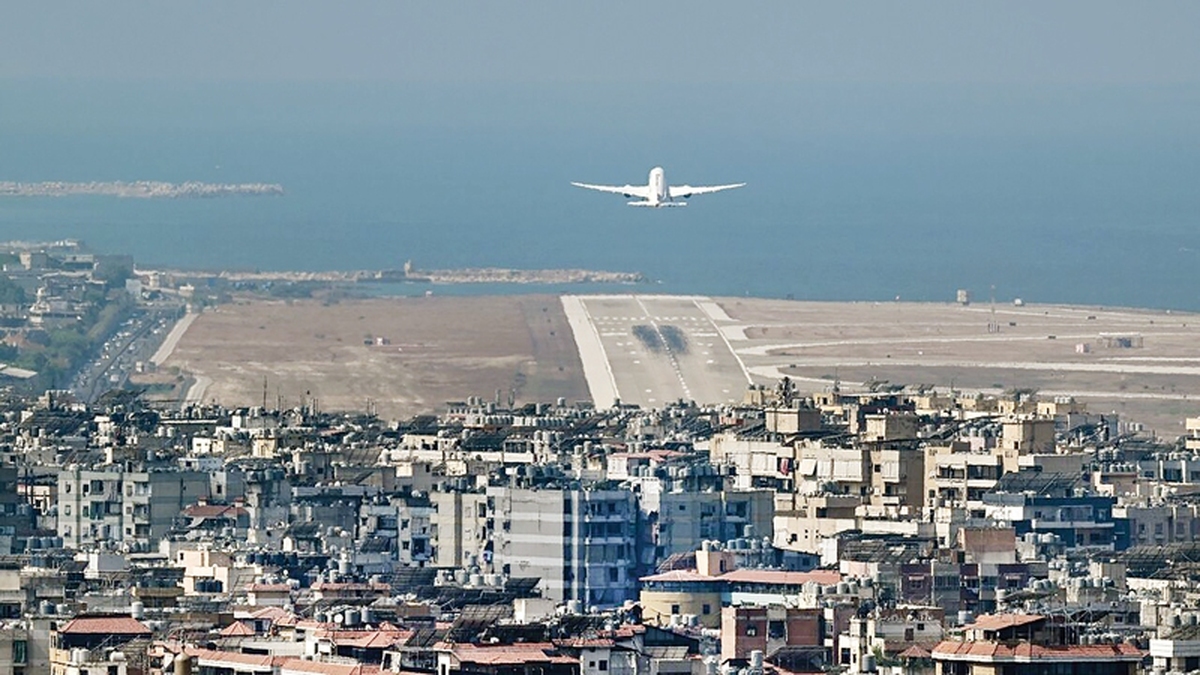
571 166 745 207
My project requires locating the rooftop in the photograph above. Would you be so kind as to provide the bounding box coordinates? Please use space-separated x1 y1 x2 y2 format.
933 641 1143 662
58 614 152 636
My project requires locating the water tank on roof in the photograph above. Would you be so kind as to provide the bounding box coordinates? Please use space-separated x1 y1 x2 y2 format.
469 573 483 587
837 582 850 595
131 601 145 619
344 609 360 627
862 653 876 673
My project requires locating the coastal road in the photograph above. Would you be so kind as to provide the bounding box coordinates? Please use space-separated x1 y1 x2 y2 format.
562 295 753 408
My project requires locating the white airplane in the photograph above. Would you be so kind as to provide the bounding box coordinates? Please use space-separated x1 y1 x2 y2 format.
571 166 745 207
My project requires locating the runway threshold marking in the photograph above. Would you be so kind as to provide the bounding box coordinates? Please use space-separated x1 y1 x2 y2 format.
634 296 694 401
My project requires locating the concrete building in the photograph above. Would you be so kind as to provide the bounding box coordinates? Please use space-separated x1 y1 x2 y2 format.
57 468 211 549
1150 625 1200 672
720 605 822 664
487 487 639 606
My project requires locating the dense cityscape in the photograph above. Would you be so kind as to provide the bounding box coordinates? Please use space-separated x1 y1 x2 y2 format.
4 5 1199 675
0 242 1198 675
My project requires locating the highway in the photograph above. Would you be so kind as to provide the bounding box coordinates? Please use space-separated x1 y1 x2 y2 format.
563 295 753 408
70 302 185 403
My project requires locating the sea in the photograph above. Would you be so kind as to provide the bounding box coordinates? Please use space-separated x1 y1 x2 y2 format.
2 79 1198 308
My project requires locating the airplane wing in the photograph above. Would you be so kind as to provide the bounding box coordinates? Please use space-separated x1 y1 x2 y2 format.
571 182 653 200
668 183 746 199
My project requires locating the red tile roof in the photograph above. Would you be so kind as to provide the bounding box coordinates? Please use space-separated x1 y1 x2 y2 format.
186 647 282 671
250 606 292 621
963 614 1046 632
556 637 618 648
933 640 1144 662
719 569 842 586
58 615 152 635
316 628 413 649
639 569 713 583
441 642 577 665
280 659 381 675
898 645 932 659
220 620 256 637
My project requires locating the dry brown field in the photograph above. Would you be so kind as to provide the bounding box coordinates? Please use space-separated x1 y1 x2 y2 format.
718 298 1200 435
158 294 587 419
153 293 1200 436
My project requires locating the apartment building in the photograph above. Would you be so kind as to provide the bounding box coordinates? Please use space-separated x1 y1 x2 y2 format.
487 487 639 607
57 468 210 549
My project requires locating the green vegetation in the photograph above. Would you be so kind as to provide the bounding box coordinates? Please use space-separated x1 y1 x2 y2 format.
0 277 25 305
13 289 135 388
92 255 135 288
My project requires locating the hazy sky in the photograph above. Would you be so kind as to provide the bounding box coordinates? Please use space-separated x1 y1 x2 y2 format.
3 1 1199 85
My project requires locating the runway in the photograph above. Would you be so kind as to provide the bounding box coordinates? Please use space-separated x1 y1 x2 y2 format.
562 295 753 408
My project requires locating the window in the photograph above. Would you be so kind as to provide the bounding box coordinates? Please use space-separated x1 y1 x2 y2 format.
703 604 711 615
671 604 681 614
599 661 608 672
746 625 758 637
13 640 25 664
64 505 71 516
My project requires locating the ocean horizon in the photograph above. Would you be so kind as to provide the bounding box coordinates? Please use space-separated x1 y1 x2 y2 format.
2 80 1198 309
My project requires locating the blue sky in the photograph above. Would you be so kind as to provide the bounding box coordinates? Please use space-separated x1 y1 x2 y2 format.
3 2 1199 85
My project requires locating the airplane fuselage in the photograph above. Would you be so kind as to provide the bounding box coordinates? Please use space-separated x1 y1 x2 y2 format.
649 167 667 205
639 167 677 208
571 165 743 207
